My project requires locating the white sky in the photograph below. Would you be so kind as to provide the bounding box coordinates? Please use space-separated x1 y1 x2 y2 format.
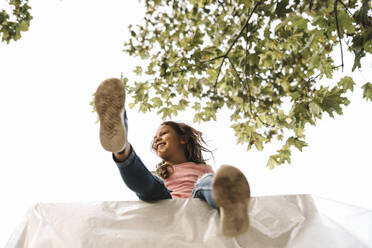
1 0 371 246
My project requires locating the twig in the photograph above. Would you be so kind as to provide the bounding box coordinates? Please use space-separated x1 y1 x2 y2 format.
334 0 344 72
208 1 261 91
242 5 272 128
338 0 353 16
214 58 226 92
309 64 344 81
207 54 226 63
228 56 272 127
244 7 253 117
228 56 244 83
332 64 344 69
217 0 226 12
224 2 260 60
228 55 253 119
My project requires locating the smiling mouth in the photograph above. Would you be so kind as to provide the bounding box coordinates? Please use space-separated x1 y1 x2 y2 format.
156 143 166 150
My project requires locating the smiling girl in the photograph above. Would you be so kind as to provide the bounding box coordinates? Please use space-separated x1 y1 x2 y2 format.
94 78 251 237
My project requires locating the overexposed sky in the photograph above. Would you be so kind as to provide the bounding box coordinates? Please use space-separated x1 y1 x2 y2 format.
1 1 371 246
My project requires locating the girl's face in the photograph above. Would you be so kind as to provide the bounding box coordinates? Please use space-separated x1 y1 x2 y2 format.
153 125 186 163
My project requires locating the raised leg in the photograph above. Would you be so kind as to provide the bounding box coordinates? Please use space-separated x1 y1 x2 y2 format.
94 78 128 153
192 173 218 209
113 147 172 201
95 78 171 201
212 165 250 237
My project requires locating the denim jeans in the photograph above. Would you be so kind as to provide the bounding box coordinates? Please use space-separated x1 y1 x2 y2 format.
112 111 217 209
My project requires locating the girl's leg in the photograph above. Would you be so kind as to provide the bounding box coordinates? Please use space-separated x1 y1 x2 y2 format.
113 109 172 201
193 166 250 237
192 173 218 209
113 146 172 202
95 78 171 202
212 165 250 237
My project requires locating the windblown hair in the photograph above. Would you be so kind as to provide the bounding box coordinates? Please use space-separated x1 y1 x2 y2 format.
152 121 213 179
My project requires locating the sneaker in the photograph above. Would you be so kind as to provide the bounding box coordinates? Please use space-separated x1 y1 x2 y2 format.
212 165 251 237
94 78 128 153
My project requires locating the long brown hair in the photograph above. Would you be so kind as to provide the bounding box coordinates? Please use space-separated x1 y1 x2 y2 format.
152 121 213 179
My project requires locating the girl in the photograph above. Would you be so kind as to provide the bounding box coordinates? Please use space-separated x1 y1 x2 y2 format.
94 78 251 237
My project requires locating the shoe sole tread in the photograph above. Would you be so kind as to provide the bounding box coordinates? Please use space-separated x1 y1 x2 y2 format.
212 165 250 237
94 78 127 152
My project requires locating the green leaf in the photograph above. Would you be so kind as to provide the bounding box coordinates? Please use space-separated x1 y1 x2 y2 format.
192 102 201 111
157 107 173 119
364 40 372 53
18 20 29 31
294 127 305 138
267 156 277 170
275 0 289 18
1 1 32 43
338 76 355 92
133 66 143 75
309 102 322 116
287 137 308 152
362 82 372 101
309 55 321 70
337 10 355 34
317 86 349 118
151 97 163 107
291 16 308 30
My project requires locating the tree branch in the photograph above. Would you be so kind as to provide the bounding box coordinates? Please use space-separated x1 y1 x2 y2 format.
244 7 252 118
214 57 226 92
228 56 272 127
309 64 344 81
228 56 244 84
334 0 344 72
228 55 253 117
217 0 226 12
244 15 254 146
224 2 260 59
208 54 226 63
206 1 261 91
338 0 353 17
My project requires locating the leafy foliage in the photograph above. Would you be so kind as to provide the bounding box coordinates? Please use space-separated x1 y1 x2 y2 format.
362 82 372 101
0 0 32 43
122 0 371 168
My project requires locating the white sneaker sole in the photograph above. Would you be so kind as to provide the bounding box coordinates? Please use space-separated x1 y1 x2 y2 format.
212 165 250 237
94 78 127 153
